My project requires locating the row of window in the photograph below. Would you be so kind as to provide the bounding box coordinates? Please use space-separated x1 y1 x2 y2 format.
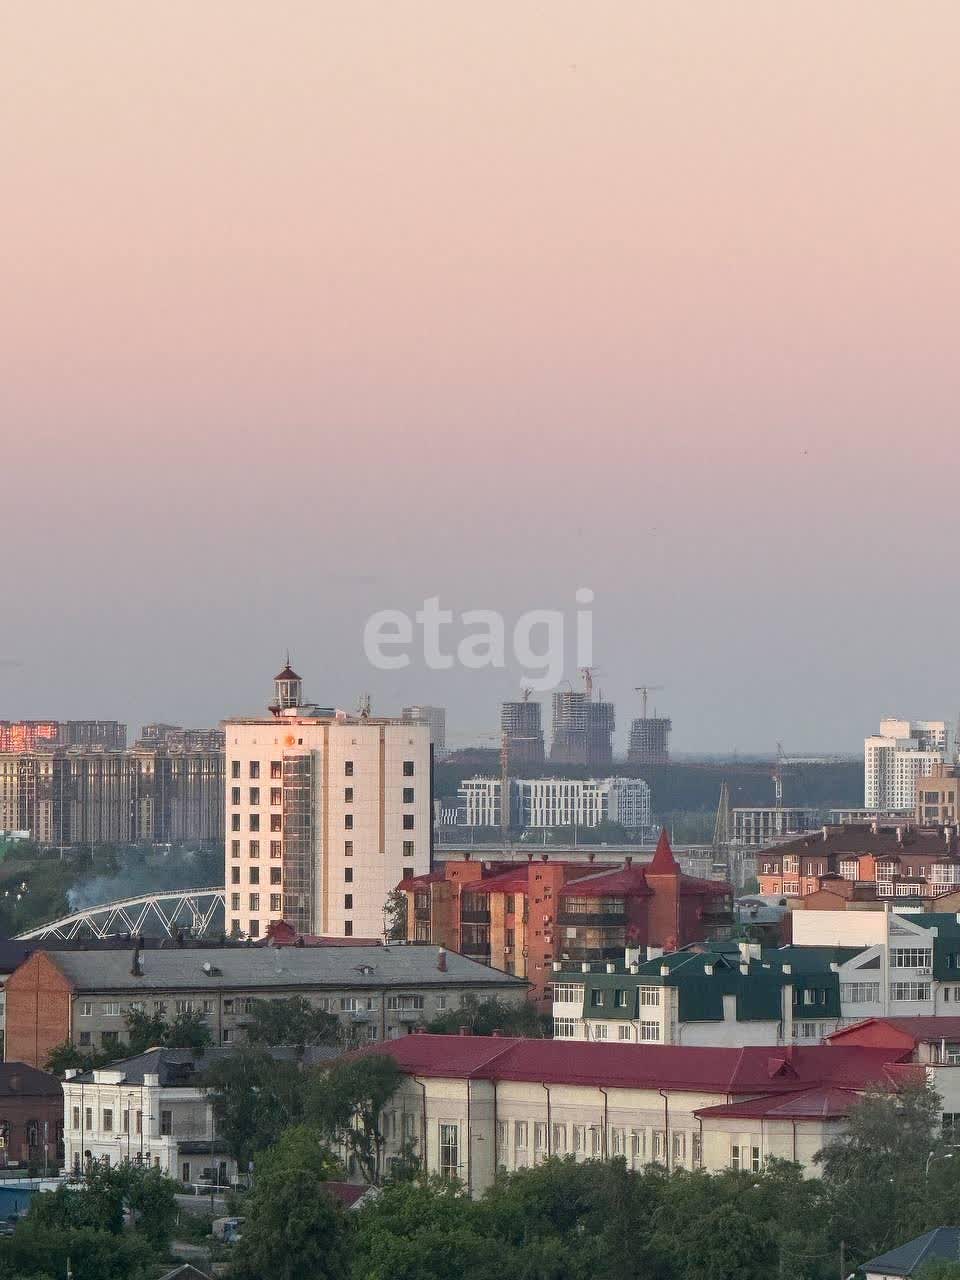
230 786 417 807
232 760 416 779
231 812 416 832
554 1018 660 1042
79 997 255 1019
492 1120 700 1166
229 866 284 884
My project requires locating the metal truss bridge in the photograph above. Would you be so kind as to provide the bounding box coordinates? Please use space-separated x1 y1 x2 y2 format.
16 887 226 942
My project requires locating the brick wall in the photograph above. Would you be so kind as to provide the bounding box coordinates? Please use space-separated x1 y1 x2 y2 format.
5 953 73 1069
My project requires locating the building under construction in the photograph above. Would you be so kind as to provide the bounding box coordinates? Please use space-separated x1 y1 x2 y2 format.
549 690 615 766
500 698 545 765
627 716 672 764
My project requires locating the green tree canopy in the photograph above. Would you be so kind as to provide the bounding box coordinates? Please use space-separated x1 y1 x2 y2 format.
307 1054 403 1186
202 1045 305 1169
244 995 340 1053
230 1125 348 1280
425 994 549 1038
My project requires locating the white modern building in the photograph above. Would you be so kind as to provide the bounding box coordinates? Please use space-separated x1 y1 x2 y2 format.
224 663 432 940
457 776 652 832
864 719 949 811
731 807 817 847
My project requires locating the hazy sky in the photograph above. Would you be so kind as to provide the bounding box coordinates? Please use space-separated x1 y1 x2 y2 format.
3 2 959 753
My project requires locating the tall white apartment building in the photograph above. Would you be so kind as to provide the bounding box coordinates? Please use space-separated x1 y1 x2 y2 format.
457 776 652 831
224 664 431 941
401 705 446 756
865 719 949 811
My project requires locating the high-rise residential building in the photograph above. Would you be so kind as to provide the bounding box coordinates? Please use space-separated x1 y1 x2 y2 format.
500 699 545 765
224 662 432 942
627 716 672 765
549 691 615 765
0 747 223 845
401 705 446 755
0 721 126 753
865 719 949 810
457 775 652 831
138 724 226 751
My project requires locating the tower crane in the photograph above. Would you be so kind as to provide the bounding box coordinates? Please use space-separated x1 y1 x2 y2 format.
634 685 665 720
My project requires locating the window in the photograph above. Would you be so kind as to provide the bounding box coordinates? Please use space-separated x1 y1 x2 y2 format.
270 894 282 911
553 983 584 1004
892 948 933 969
249 840 259 858
249 761 260 779
496 1120 507 1156
135 1110 142 1134
72 1106 80 1131
154 1001 167 1015
345 761 354 777
944 1114 960 1144
616 989 629 1008
249 867 260 885
231 787 241 805
231 893 240 910
249 787 260 805
231 814 241 832
592 1023 608 1040
102 1109 113 1133
271 867 282 884
344 841 353 856
553 1017 576 1038
640 1021 660 1042
732 1144 762 1172
672 1132 685 1162
841 982 880 1003
249 814 260 832
692 1133 702 1167
345 814 354 830
249 893 260 911
437 996 447 1011
439 1123 459 1178
231 840 240 858
552 1123 567 1153
78 1031 91 1046
231 866 240 884
231 761 241 779
515 1121 528 1150
403 788 415 804
160 1111 172 1136
630 1130 644 1160
618 1025 632 1041
271 761 282 779
534 1123 547 1153
890 982 931 1001
344 787 354 803
270 814 282 831
403 841 414 857
654 1132 666 1162
101 1002 121 1016
387 995 424 1011
176 1000 195 1014
270 787 282 805
573 1125 586 1154
249 920 260 936
590 990 605 1007
270 840 282 858
102 1031 118 1047
344 921 353 936
403 815 414 830
344 894 353 910
344 867 353 883
590 1126 602 1156
85 1107 93 1130
79 1001 92 1017
638 987 660 1006
610 1127 625 1156
403 761 414 776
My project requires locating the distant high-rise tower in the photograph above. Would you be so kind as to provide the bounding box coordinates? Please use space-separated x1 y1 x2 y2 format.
500 698 544 765
402 705 446 755
549 691 614 766
628 716 671 765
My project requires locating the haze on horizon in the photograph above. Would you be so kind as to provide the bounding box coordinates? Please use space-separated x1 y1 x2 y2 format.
3 2 958 755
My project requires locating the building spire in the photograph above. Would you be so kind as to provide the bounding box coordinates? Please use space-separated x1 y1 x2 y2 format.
648 827 680 875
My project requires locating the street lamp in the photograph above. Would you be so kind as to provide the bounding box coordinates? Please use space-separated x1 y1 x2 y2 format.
926 1150 954 1178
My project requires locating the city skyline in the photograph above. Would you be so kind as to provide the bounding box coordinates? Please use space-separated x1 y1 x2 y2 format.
4 2 959 752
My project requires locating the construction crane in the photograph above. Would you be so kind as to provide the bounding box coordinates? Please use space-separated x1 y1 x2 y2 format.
772 742 785 809
579 667 603 698
634 685 665 720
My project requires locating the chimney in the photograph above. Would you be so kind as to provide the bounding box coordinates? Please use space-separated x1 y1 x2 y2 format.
896 826 904 845
581 962 590 973
131 940 143 978
822 826 829 841
552 961 561 972
871 819 879 835
739 962 749 975
624 856 632 868
629 963 639 975
436 947 447 972
588 852 596 864
458 1026 472 1036
782 963 792 975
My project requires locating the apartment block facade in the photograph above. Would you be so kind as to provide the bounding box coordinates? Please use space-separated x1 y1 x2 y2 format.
457 775 652 831
224 664 432 940
0 748 223 846
865 720 949 811
3 944 527 1069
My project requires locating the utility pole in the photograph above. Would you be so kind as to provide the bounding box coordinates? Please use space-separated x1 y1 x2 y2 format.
839 1239 846 1280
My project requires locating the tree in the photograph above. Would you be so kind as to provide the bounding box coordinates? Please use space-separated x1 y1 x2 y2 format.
202 1046 305 1169
122 1163 178 1250
44 1040 110 1076
383 889 407 941
165 1008 213 1050
230 1126 348 1280
816 1077 959 1265
425 994 549 1038
124 1009 169 1056
307 1055 403 1185
244 996 339 1054
681 1204 777 1280
0 1222 154 1280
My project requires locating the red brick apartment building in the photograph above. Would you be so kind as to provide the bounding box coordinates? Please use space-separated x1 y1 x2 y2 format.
401 830 732 1003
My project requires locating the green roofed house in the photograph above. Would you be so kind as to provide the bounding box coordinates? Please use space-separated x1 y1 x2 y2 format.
550 941 850 1047
860 1228 960 1280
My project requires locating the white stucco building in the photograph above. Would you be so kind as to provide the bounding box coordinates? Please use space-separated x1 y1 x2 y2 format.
457 776 652 831
224 664 432 940
865 720 949 811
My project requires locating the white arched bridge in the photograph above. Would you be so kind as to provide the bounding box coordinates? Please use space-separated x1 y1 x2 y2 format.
16 887 226 942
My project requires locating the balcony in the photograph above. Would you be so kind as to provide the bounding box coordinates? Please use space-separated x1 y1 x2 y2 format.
460 909 491 924
557 911 626 927
460 942 492 958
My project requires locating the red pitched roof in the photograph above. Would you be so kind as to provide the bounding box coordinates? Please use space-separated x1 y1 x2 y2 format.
695 1086 864 1121
561 866 652 898
828 1017 960 1048
649 828 680 875
355 1035 905 1094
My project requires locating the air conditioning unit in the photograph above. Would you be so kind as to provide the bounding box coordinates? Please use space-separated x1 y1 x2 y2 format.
917 967 933 975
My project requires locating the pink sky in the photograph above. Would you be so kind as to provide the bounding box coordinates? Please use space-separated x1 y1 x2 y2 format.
3 2 959 750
